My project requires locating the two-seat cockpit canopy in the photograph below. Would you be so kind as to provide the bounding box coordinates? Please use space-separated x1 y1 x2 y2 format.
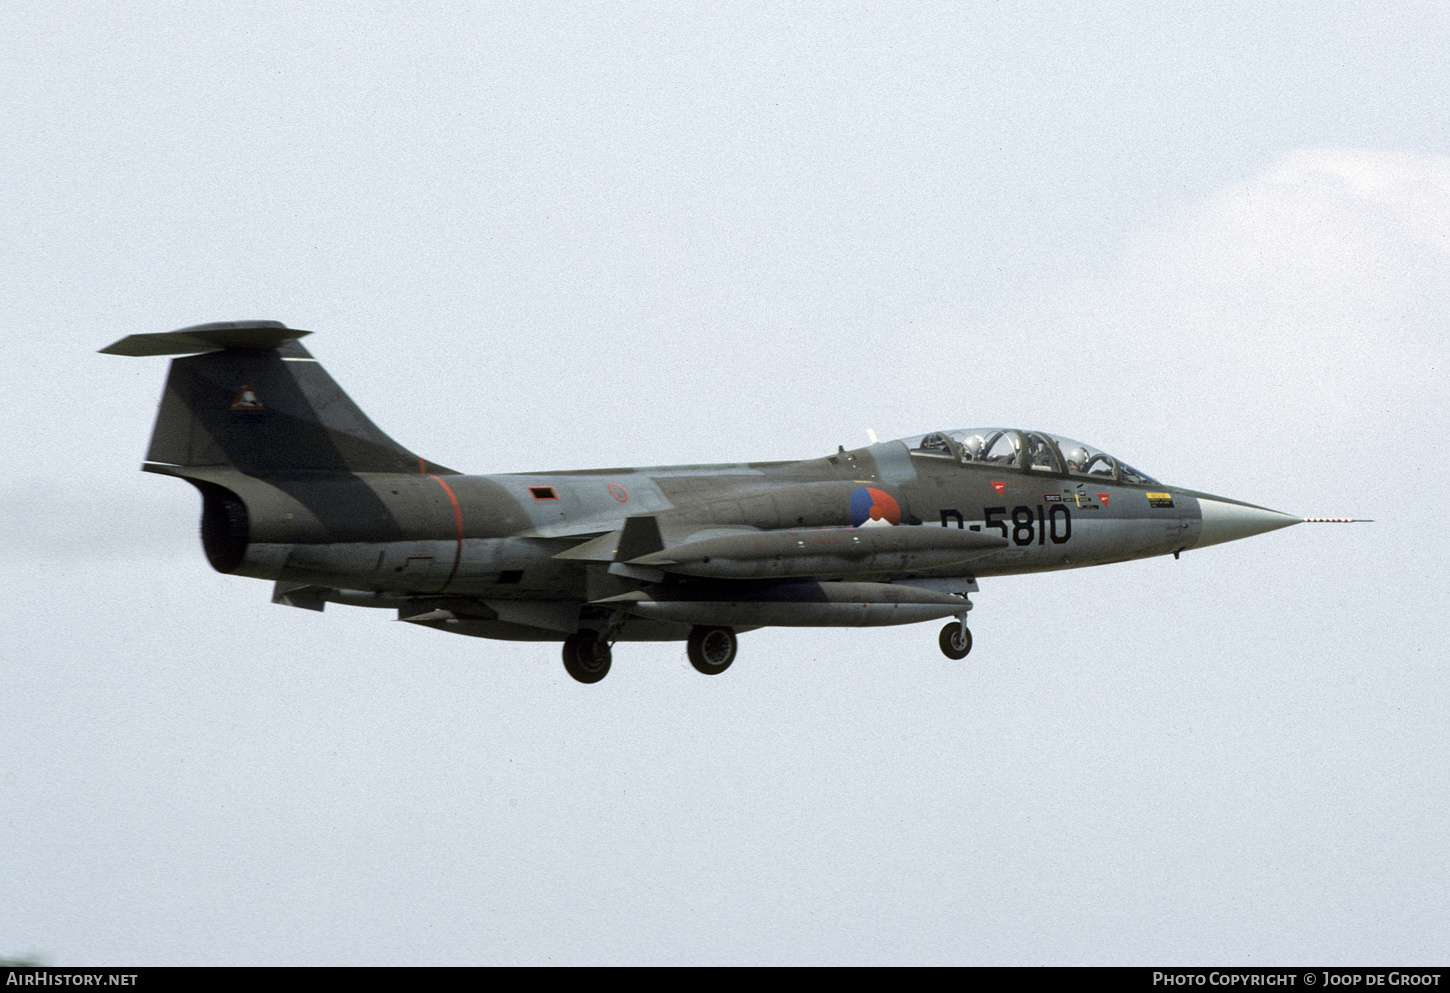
900 428 1158 485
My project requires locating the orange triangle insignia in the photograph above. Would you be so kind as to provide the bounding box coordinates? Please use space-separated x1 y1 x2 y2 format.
230 381 264 411
990 481 1005 496
1098 493 1110 506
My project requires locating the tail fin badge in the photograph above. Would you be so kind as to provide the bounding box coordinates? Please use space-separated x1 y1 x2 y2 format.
230 381 265 411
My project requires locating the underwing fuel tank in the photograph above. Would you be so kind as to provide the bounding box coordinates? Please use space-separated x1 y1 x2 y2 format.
594 581 969 628
627 526 1008 580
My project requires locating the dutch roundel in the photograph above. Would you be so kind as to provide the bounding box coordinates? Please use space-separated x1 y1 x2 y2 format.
849 487 901 528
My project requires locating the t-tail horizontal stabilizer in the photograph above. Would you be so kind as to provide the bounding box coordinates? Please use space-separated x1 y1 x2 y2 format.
100 320 452 476
99 321 311 356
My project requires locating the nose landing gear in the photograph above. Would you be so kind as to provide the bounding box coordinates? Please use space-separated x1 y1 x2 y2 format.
939 621 972 659
940 596 973 660
927 582 976 660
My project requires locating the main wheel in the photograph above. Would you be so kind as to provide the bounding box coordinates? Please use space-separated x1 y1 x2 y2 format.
687 626 737 675
939 623 972 660
563 630 612 683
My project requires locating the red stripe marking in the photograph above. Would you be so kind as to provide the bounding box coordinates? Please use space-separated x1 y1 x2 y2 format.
427 474 464 592
418 455 426 475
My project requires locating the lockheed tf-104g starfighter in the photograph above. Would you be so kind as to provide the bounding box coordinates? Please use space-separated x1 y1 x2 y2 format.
105 321 1329 683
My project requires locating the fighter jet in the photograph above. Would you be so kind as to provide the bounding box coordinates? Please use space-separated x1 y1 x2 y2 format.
103 321 1331 683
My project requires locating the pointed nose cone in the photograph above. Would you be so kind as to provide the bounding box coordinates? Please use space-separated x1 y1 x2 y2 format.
1194 498 1303 550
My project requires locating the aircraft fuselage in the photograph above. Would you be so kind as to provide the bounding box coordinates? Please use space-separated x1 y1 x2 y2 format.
149 442 1252 600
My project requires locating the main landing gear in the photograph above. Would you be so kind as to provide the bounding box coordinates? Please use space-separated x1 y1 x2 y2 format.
561 625 740 683
562 629 612 684
687 626 737 675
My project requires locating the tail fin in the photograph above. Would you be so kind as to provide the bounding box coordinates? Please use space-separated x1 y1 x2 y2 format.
102 321 453 476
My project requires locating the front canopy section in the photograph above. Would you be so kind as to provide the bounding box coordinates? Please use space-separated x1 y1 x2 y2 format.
905 428 1020 467
899 428 1159 484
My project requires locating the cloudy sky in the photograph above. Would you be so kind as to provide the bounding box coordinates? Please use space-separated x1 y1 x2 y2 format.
3 2 1447 965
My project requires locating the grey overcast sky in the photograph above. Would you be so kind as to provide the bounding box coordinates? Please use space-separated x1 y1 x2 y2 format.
2 2 1447 965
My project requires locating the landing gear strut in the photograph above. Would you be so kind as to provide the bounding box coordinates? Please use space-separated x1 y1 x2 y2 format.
687 626 737 675
563 629 612 683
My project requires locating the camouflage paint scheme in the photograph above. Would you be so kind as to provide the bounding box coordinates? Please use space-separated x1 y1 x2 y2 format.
104 322 1303 681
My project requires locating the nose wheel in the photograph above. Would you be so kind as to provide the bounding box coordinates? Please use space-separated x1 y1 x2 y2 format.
939 621 972 660
563 629 612 683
